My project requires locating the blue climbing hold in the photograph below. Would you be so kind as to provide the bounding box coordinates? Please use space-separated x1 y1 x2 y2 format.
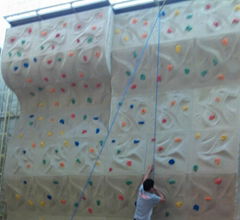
138 121 145 125
193 204 200 211
14 66 19 71
168 159 175 165
93 116 99 120
23 62 29 68
59 119 65 124
23 180 27 184
22 150 26 154
130 104 134 109
47 194 52 200
112 139 116 143
29 114 34 118
96 128 100 134
74 141 80 147
33 57 37 62
133 140 140 144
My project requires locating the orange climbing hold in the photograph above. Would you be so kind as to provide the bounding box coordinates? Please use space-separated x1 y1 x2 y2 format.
167 64 173 71
216 74 225 80
174 137 182 143
221 37 229 46
59 162 65 168
214 158 221 165
89 148 95 153
141 108 147 114
121 121 127 127
60 200 66 205
204 196 212 201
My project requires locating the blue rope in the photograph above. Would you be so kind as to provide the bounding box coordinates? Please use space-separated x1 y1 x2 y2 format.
69 9 160 220
152 3 163 179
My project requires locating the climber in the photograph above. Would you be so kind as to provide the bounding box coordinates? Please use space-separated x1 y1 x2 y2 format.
134 165 166 220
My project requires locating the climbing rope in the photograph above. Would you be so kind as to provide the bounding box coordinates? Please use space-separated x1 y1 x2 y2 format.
70 2 166 219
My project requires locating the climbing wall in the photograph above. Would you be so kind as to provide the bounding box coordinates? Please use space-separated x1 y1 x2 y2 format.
1 0 240 220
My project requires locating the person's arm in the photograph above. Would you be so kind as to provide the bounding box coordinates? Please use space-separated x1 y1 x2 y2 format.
153 187 166 202
142 165 153 184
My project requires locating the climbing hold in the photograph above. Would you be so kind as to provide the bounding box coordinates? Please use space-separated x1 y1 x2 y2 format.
88 207 93 214
88 180 93 186
47 131 53 136
74 202 79 208
168 179 176 185
89 148 95 153
43 159 46 165
141 108 147 114
76 158 81 164
175 44 182 53
59 119 65 124
140 74 146 80
185 25 192 32
212 58 218 66
195 133 201 139
59 162 65 168
131 18 138 24
168 159 175 165
87 97 93 103
126 160 132 167
130 104 134 109
214 158 221 165
221 38 229 46
204 196 212 201
126 180 133 185
61 200 66 205
165 211 170 217
47 195 52 200
157 75 162 82
220 135 228 141
184 68 190 75
234 4 240 11
15 194 21 200
162 118 167 124
53 180 59 184
186 14 193 19
121 121 127 127
112 139 116 143
174 137 182 143
133 140 140 144
205 4 211 10
167 64 173 71
193 204 200 211
214 177 222 185
64 140 70 147
209 114 216 121
193 165 199 172
40 201 46 207
232 18 239 24
82 130 87 134
157 146 164 152
118 194 124 201
182 105 189 111
117 149 121 154
74 141 80 147
40 141 46 147
131 84 137 89
109 167 113 172
175 201 183 208
96 128 100 134
167 28 173 33
71 113 76 119
27 200 34 206
201 70 208 77
96 200 101 206
216 74 225 80
138 121 145 125
215 97 221 102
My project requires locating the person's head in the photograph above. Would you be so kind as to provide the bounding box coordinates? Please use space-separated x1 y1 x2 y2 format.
143 178 154 192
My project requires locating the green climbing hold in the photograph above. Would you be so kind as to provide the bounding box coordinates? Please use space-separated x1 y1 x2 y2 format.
8 52 12 57
55 149 58 153
17 51 22 57
96 200 101 206
184 68 190 75
117 149 121 155
53 180 59 184
40 45 44 50
21 40 26 45
193 165 199 172
38 87 43 91
201 70 208 77
88 180 93 186
168 179 176 185
133 51 137 58
126 180 133 186
140 74 146 80
125 71 131 76
186 14 193 19
71 98 76 104
118 102 122 106
185 25 192 32
213 58 218 66
83 115 87 120
99 140 104 146
43 159 46 165
76 158 81 164
87 97 92 103
87 37 93 43
74 202 79 208
165 211 170 217
57 57 62 62
29 121 33 126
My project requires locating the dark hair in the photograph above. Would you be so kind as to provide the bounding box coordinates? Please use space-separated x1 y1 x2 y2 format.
143 178 154 191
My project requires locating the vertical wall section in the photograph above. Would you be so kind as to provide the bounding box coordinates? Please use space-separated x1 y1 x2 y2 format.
1 0 240 219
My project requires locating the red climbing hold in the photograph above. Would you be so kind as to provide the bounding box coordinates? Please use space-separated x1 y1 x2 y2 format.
88 207 93 214
214 177 222 185
131 84 137 89
118 194 124 201
209 114 216 120
82 130 87 134
109 168 113 172
126 160 132 167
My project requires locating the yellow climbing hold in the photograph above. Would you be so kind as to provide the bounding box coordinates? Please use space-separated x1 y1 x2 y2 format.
38 102 45 107
96 160 101 166
40 141 46 147
40 201 46 207
182 105 189 111
64 140 70 147
124 36 129 41
175 44 182 53
37 116 44 121
220 135 228 141
175 10 180 16
27 200 34 206
234 4 240 11
18 133 24 138
115 29 121 34
175 201 183 208
15 194 21 200
195 132 201 139
47 131 53 137
59 130 65 135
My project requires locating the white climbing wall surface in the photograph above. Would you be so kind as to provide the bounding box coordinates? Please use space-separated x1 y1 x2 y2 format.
1 0 240 219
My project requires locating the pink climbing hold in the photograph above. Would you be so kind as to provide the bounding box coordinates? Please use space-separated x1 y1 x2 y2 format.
213 21 220 27
126 160 132 167
88 207 93 214
131 84 137 89
214 177 222 185
209 114 216 120
71 113 76 119
60 88 65 93
96 83 102 88
71 82 77 87
61 73 67 78
162 118 167 124
109 168 113 172
82 130 87 134
43 77 49 82
118 194 124 201
83 56 88 62
232 18 239 24
167 28 173 33
28 27 32 34
157 75 162 82
157 146 164 152
84 84 89 88
205 4 211 10
47 60 53 65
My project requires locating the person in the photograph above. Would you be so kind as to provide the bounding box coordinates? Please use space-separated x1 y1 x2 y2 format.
134 165 166 220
